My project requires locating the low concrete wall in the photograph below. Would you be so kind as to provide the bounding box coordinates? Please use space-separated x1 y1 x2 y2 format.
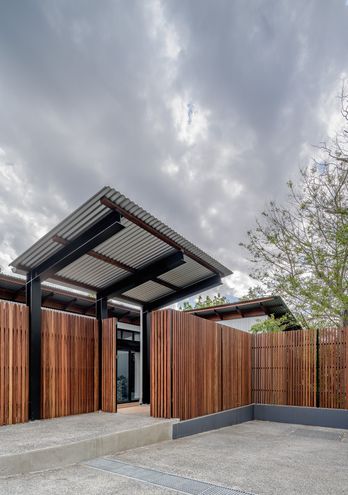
173 403 348 439
254 404 348 429
172 405 254 439
0 421 174 477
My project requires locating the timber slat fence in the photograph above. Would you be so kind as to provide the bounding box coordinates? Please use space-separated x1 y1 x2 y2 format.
151 309 252 420
0 301 28 425
151 310 348 419
252 330 317 407
1 301 347 425
41 309 99 419
318 327 347 409
0 300 117 425
101 317 117 413
252 328 348 409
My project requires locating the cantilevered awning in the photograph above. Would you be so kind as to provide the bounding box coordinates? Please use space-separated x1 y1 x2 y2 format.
11 187 232 310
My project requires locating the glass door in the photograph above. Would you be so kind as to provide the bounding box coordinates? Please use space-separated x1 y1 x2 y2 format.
117 349 140 403
130 350 140 401
117 350 129 403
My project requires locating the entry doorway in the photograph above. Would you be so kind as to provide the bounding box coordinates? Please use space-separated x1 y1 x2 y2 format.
116 322 141 405
117 349 140 403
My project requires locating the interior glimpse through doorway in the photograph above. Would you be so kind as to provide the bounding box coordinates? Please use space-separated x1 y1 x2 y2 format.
117 349 140 403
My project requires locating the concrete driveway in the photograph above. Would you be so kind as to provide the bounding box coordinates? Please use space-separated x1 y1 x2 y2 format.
1 420 347 494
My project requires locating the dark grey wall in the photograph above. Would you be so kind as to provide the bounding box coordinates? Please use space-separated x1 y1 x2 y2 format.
172 405 254 439
254 404 348 430
173 404 348 439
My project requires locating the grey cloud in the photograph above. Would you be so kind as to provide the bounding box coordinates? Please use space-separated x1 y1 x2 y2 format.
0 0 348 299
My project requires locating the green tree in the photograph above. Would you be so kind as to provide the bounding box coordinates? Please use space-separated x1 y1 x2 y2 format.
250 314 295 333
179 292 228 311
241 91 348 328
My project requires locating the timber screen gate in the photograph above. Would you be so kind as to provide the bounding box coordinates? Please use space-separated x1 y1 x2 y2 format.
1 301 347 426
151 309 348 420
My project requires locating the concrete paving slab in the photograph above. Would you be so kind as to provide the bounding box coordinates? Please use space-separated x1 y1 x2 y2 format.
0 406 159 455
1 420 347 494
0 464 174 495
109 420 348 495
0 406 176 476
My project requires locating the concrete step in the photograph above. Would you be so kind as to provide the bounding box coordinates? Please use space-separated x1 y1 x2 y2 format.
0 420 176 477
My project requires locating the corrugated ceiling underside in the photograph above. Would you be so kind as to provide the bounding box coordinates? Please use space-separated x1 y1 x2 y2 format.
123 280 173 302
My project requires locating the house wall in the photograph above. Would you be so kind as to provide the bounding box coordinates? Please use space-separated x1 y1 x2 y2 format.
218 314 267 332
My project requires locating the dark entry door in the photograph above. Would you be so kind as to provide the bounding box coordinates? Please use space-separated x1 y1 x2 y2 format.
117 349 140 403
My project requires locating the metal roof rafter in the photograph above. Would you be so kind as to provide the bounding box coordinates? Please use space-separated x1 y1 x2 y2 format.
143 274 222 312
97 251 185 300
28 211 124 283
100 196 223 277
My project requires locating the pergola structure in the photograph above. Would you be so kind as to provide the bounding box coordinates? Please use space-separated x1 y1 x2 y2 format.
11 186 231 420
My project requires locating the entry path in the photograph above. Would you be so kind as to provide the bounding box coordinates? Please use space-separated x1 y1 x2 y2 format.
0 406 176 476
1 421 347 494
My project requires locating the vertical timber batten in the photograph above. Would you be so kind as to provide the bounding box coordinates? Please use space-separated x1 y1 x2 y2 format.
26 273 42 420
96 296 108 410
142 311 151 404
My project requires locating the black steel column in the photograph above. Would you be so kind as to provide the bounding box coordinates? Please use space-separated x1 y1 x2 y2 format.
96 296 108 410
26 273 42 421
142 311 151 404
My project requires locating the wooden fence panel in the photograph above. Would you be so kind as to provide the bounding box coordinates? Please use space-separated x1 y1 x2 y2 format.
222 325 252 409
319 327 348 409
171 311 222 420
101 317 117 413
150 309 171 418
41 309 99 419
0 301 28 425
252 330 316 407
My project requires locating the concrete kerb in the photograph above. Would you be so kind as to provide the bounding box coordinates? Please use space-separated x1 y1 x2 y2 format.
172 405 254 439
0 420 176 477
253 403 348 429
173 403 348 439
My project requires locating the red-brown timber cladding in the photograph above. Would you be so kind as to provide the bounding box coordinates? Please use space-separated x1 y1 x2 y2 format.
151 309 252 420
319 327 348 409
0 301 28 425
221 325 252 409
150 309 171 418
252 329 317 407
171 310 223 420
41 309 99 419
101 317 117 413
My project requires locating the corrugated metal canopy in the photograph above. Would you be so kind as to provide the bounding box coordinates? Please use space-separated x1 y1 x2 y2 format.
11 187 232 308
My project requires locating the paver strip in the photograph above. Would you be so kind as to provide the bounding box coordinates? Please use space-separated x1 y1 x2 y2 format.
83 457 256 495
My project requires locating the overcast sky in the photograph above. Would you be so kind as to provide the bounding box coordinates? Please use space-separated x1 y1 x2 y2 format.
0 0 347 301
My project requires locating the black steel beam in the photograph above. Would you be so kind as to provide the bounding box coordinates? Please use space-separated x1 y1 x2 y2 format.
143 274 222 312
64 297 78 310
97 251 185 300
29 211 124 282
26 274 42 421
96 296 108 410
41 291 54 303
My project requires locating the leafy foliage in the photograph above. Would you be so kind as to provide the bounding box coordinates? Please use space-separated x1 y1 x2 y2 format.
241 89 348 327
179 293 228 311
250 314 294 333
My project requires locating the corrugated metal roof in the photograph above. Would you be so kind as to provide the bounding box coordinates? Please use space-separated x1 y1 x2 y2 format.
158 256 212 287
123 280 174 302
11 187 232 304
186 296 299 328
